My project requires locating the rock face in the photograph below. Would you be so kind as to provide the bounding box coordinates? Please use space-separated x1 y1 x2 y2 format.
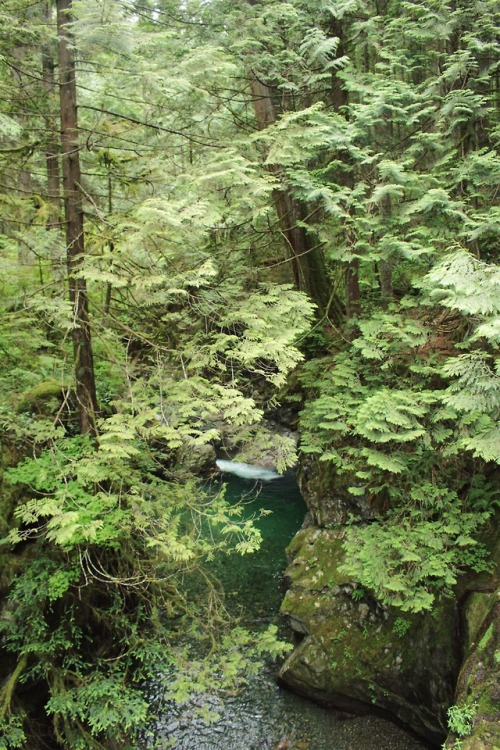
279 527 458 745
297 455 385 526
443 583 499 749
175 439 216 476
278 457 499 747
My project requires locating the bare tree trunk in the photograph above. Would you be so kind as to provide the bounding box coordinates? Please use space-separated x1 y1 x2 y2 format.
104 166 113 314
56 0 98 437
379 196 393 301
42 4 62 230
17 168 33 265
379 258 393 300
329 18 348 112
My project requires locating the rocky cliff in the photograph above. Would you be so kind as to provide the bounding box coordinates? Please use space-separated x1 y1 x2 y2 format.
278 456 499 748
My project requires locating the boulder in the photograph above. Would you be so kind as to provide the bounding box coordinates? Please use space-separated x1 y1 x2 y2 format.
279 527 458 745
279 456 500 748
175 440 216 476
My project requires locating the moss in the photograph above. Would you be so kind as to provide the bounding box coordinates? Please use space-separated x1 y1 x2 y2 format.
447 594 499 750
0 445 20 536
285 527 350 589
477 623 494 653
0 441 29 594
465 593 496 652
16 378 70 413
280 527 458 742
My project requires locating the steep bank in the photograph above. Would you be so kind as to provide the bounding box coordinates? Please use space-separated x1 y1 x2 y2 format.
278 456 499 747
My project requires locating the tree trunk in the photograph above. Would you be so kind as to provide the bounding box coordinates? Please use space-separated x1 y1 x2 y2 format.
56 0 98 437
379 195 394 302
328 18 348 112
17 168 33 265
379 258 393 301
249 72 335 315
345 258 360 318
42 3 62 231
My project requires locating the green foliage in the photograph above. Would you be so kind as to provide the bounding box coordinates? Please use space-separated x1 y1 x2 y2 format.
1 0 500 742
46 676 149 740
164 625 292 708
0 714 26 750
446 702 477 738
0 444 282 746
299 303 497 611
340 501 491 613
354 389 434 444
0 553 167 748
419 251 500 465
392 618 411 638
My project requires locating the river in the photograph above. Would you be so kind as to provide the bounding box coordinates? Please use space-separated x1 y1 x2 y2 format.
145 466 431 750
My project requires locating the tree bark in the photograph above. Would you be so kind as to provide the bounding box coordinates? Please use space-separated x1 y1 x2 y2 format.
249 72 335 315
379 258 393 300
56 0 98 437
42 3 62 231
345 258 360 318
379 195 394 302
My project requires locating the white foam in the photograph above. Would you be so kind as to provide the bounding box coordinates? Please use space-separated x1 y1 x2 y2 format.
215 459 282 482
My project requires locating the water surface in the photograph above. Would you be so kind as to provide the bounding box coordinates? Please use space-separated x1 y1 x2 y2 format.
147 469 430 750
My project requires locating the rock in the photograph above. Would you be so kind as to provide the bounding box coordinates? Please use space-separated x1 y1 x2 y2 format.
16 378 71 415
442 545 500 750
280 453 500 748
175 440 216 476
278 527 458 745
297 455 385 526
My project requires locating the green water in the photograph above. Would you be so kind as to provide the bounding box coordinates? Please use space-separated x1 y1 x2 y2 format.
147 470 430 750
209 470 306 623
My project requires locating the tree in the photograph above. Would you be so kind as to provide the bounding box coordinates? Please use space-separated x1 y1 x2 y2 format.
294 0 500 610
249 71 334 312
0 2 314 746
56 0 98 437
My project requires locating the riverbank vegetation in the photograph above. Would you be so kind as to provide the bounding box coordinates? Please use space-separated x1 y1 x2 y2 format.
0 0 498 747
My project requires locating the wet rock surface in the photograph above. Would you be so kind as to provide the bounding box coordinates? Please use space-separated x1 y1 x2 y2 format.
443 536 500 750
175 439 216 476
297 455 385 526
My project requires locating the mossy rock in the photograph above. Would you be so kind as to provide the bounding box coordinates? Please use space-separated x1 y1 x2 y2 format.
279 527 459 745
297 455 385 526
443 595 499 750
175 439 216 477
16 378 71 415
441 528 499 750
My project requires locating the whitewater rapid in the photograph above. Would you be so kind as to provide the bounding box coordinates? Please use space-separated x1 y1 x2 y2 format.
215 459 282 482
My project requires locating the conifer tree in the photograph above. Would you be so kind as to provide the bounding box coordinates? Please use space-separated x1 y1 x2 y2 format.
56 0 98 437
0 0 499 745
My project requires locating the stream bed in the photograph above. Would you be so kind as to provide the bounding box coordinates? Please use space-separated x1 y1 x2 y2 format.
146 468 431 750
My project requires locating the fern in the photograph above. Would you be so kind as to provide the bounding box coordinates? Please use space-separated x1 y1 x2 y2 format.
354 389 434 444
340 503 492 613
425 249 500 317
442 353 500 413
